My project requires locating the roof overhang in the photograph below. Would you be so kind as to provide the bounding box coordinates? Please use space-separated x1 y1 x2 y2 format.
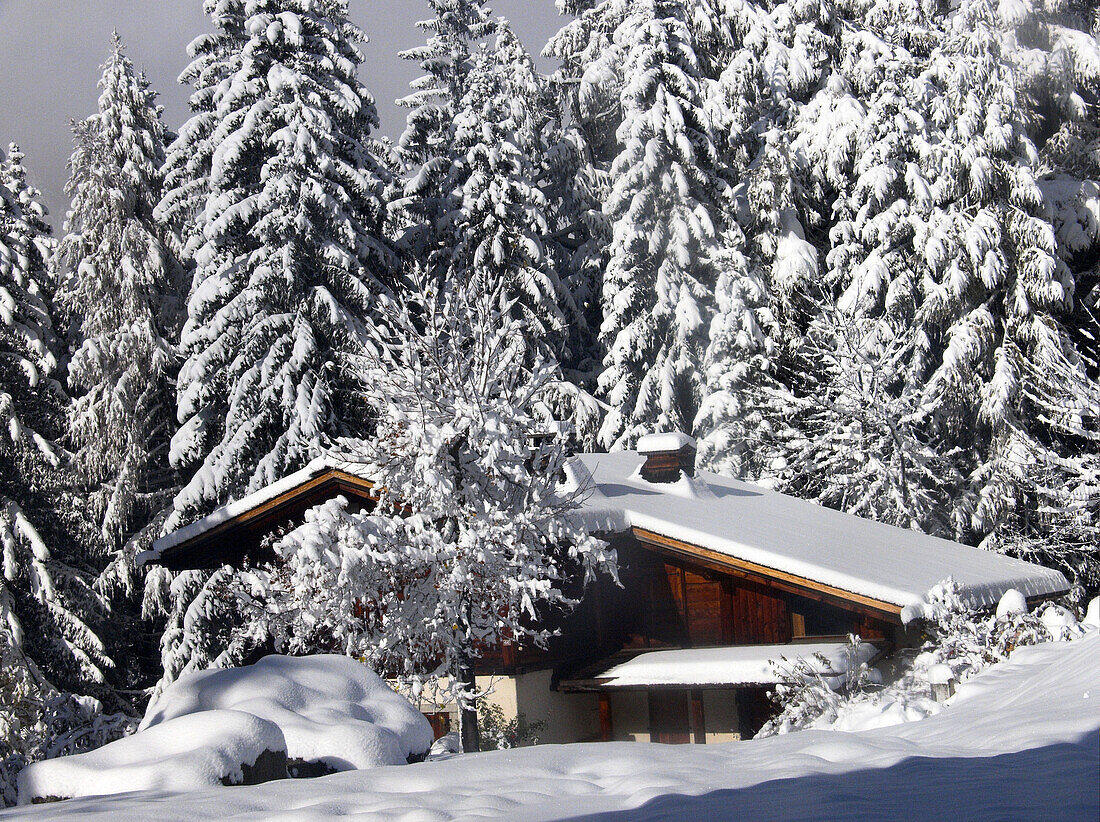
147 469 377 571
560 641 882 692
629 527 906 622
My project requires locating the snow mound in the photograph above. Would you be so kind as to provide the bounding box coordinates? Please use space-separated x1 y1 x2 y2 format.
140 655 433 772
1084 597 1100 629
6 635 1097 820
995 588 1027 618
17 710 286 804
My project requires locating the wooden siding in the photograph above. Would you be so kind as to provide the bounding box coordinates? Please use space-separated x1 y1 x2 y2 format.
632 527 904 622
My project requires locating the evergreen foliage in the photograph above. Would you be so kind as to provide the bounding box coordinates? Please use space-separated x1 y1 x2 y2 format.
0 146 127 804
596 0 725 449
55 36 180 567
157 0 397 531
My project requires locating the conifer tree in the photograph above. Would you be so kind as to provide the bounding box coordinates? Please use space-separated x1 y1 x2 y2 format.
543 0 629 385
55 36 180 567
396 0 494 258
0 146 123 802
441 23 568 354
907 0 1094 546
596 0 725 449
157 0 396 533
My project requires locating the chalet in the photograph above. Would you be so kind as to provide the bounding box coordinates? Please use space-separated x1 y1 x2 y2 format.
144 433 1070 746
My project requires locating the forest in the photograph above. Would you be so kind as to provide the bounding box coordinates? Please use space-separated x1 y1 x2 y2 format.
1 0 1098 804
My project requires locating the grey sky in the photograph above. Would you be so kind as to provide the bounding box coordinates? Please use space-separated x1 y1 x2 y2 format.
0 0 564 227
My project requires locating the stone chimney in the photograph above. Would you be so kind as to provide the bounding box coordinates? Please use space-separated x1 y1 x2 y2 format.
637 432 697 483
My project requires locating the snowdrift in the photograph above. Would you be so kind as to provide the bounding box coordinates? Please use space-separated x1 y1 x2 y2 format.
140 654 434 773
17 710 286 804
17 655 432 805
7 632 1097 820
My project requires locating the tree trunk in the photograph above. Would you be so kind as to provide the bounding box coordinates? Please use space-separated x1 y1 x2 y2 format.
458 656 480 753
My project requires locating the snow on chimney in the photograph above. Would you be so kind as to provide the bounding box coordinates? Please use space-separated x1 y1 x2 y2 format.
637 432 697 484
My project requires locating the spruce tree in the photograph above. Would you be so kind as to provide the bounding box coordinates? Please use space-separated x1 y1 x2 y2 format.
596 0 725 449
442 24 568 354
157 0 397 533
55 36 180 566
543 0 629 386
395 0 494 259
0 146 123 802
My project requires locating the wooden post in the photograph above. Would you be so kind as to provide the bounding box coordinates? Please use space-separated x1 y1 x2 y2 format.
690 689 705 744
598 692 613 742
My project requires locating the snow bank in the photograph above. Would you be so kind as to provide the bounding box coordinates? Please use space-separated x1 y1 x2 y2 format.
17 710 286 804
141 655 433 772
598 642 877 687
7 633 1097 820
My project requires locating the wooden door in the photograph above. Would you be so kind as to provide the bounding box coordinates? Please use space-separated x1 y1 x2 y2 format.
423 712 451 740
649 690 691 744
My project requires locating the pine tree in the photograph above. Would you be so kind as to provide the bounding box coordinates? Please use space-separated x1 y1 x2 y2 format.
395 0 494 258
691 0 823 478
55 36 180 569
543 0 629 386
157 0 397 532
441 23 569 355
912 0 1100 555
0 146 124 802
596 0 725 449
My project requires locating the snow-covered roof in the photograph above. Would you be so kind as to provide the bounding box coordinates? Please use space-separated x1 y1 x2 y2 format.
149 448 1069 614
566 452 1069 614
594 642 878 688
143 456 375 564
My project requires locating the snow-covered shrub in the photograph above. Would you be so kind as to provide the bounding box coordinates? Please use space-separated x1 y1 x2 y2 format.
477 702 547 751
17 709 287 804
763 581 1090 738
140 655 433 772
759 635 882 737
902 580 1077 685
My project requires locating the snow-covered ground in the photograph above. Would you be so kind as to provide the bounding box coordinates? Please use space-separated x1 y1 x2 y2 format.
6 632 1097 820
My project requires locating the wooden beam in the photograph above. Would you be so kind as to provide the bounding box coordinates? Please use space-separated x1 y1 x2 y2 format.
690 689 705 745
632 528 904 622
598 692 613 742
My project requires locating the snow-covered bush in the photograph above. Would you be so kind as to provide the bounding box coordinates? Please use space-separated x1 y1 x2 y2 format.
759 635 882 737
763 582 1091 737
17 654 435 804
901 580 1083 684
17 709 287 804
140 655 433 772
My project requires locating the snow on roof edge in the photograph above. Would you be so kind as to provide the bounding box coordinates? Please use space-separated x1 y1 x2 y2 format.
595 642 878 688
144 457 372 563
569 452 1070 613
